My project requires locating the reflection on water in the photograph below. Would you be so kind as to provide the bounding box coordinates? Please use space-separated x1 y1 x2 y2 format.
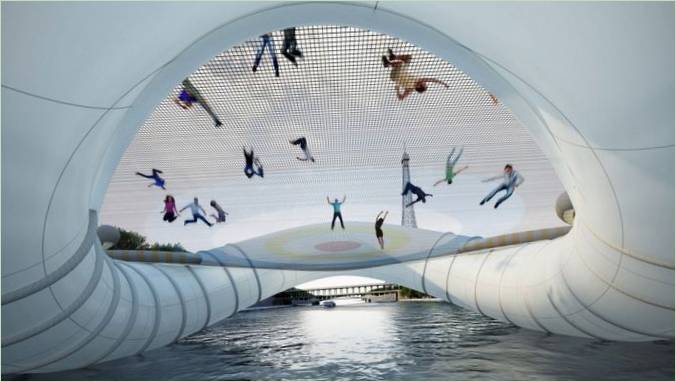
28 303 674 380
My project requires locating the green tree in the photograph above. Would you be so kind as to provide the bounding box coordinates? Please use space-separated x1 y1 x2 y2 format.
110 228 186 252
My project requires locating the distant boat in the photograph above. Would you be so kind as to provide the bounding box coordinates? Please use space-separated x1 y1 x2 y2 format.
321 297 365 308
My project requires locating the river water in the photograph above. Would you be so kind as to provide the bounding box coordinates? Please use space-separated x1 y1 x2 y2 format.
29 302 673 380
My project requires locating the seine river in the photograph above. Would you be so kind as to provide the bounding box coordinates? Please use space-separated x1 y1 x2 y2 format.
28 302 674 380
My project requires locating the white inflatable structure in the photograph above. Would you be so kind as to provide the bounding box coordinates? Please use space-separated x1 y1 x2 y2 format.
2 1 674 375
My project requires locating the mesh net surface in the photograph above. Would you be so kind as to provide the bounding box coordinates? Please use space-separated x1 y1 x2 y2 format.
101 25 564 251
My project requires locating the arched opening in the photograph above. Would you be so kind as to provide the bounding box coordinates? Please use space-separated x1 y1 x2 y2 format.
99 23 564 252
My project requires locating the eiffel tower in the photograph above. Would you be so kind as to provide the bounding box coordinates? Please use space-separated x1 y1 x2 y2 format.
401 150 417 228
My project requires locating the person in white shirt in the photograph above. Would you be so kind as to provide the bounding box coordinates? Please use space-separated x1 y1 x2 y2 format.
290 137 315 162
479 164 525 209
180 197 212 227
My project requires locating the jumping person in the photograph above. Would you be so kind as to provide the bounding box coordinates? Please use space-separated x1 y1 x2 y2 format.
402 182 433 207
174 78 223 127
180 197 212 227
375 210 389 250
135 168 166 190
489 93 499 105
433 147 469 187
327 195 346 230
209 200 229 223
252 32 280 77
289 137 315 162
280 27 303 66
382 48 449 101
243 146 264 178
161 195 179 223
480 164 525 209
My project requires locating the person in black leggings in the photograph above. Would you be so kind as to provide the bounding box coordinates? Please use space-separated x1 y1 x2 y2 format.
289 136 315 162
402 182 433 207
375 210 389 249
280 27 303 66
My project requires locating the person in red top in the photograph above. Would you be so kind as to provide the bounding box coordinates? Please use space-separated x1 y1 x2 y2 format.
162 195 179 223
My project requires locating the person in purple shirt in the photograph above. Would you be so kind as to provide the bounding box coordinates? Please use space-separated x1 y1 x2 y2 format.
174 78 223 127
135 168 166 190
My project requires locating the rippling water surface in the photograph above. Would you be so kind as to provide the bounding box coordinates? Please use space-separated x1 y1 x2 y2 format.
31 302 673 380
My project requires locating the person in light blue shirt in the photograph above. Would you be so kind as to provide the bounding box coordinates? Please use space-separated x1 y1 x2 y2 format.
479 164 525 209
180 197 212 227
326 195 346 230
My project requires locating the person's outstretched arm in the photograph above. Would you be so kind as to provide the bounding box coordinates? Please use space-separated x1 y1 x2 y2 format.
514 172 525 187
482 174 502 182
326 197 331 205
341 195 346 203
433 179 446 187
179 204 189 212
420 78 449 88
455 165 469 175
383 211 389 220
376 211 383 219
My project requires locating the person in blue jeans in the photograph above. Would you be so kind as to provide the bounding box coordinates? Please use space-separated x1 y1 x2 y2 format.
327 195 346 230
180 197 212 227
252 33 279 77
243 146 264 178
135 168 166 190
480 164 525 209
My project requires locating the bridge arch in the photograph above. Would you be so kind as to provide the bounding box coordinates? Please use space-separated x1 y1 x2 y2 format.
2 1 673 375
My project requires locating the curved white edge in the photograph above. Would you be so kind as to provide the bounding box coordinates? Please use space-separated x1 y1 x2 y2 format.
2 1 673 375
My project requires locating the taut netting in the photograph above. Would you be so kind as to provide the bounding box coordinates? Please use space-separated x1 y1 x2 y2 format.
101 25 564 250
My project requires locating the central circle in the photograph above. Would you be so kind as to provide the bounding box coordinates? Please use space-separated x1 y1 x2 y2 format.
314 241 362 252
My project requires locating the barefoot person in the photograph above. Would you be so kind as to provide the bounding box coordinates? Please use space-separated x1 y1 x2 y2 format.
180 197 212 227
375 210 389 250
289 137 315 162
402 182 433 207
433 147 469 187
382 48 449 101
327 195 346 230
209 200 229 223
161 195 179 223
135 168 166 190
479 164 525 209
174 78 223 127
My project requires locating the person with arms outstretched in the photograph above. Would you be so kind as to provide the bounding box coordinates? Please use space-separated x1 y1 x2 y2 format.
162 195 179 223
180 197 212 227
289 137 315 162
243 146 264 178
375 210 389 250
280 27 303 66
174 78 223 127
479 164 525 209
327 195 346 230
402 182 433 207
252 32 280 77
433 146 469 187
382 48 449 101
136 168 166 190
209 200 229 223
